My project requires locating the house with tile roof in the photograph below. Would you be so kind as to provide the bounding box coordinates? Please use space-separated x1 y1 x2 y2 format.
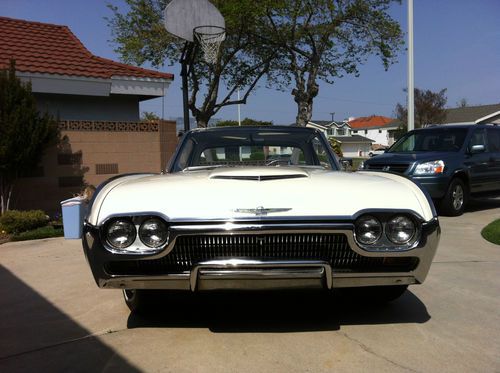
0 16 173 121
0 16 178 214
348 115 399 147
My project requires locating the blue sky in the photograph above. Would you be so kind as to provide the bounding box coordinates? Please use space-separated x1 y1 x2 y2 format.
2 0 499 125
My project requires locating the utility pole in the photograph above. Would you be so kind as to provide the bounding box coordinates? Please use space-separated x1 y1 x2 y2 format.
407 0 415 131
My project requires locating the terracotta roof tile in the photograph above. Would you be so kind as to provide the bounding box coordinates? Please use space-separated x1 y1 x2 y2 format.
348 115 396 129
0 16 173 80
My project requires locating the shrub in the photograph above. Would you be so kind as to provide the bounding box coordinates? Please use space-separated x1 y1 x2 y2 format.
0 210 48 234
11 226 63 242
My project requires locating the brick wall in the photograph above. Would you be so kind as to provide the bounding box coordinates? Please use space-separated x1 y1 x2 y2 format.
14 120 177 215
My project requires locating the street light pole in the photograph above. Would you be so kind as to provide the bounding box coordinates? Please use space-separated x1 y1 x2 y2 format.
407 0 415 132
237 89 241 126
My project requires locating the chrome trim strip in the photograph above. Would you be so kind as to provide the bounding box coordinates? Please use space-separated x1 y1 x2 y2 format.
101 273 418 289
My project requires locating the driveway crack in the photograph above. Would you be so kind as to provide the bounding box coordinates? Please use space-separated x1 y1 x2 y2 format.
0 327 127 361
339 331 420 372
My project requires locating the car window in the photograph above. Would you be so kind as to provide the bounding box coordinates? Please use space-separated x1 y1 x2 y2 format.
468 129 487 151
389 128 468 153
171 128 336 172
487 128 500 152
198 146 307 166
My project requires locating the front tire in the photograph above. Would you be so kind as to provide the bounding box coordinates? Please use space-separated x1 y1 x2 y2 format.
123 289 152 313
440 178 468 216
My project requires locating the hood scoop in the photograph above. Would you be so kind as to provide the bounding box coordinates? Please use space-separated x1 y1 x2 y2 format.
209 167 309 181
212 174 307 181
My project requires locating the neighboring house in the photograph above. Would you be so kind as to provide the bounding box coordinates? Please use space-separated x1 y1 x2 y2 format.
305 120 374 157
0 16 177 214
441 103 500 125
306 120 353 137
348 115 399 147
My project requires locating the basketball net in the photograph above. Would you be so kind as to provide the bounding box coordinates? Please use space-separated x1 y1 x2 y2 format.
193 26 226 65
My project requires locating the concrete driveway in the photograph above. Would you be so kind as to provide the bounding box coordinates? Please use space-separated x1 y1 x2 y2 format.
1 199 499 372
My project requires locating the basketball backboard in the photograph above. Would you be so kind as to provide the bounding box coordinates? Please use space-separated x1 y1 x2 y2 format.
164 0 225 42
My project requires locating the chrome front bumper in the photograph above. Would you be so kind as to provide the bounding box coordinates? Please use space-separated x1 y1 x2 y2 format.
82 218 440 291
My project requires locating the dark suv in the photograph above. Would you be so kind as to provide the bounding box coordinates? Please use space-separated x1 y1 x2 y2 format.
361 124 500 216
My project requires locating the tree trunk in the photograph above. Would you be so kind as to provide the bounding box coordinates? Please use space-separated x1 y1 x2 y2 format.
295 97 313 127
0 179 15 215
292 71 319 127
195 115 210 128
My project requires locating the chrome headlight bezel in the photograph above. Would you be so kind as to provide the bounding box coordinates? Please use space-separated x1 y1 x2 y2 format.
102 215 170 255
353 211 421 252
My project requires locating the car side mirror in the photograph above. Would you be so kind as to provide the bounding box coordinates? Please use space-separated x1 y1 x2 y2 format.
470 144 485 154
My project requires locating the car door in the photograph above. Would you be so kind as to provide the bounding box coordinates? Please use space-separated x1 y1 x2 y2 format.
486 126 500 192
465 128 490 193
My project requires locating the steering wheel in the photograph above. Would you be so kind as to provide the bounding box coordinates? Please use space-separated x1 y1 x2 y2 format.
265 159 291 166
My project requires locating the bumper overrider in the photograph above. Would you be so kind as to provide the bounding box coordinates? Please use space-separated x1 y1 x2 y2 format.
82 212 440 291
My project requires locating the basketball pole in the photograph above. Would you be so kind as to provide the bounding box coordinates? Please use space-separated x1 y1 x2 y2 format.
180 42 193 132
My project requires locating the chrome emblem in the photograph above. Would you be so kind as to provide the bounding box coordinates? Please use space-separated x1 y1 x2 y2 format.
382 166 391 171
233 206 292 216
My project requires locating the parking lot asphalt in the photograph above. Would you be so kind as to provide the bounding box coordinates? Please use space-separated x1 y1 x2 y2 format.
0 199 499 372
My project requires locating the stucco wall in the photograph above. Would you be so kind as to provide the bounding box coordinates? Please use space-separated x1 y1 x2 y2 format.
34 93 141 121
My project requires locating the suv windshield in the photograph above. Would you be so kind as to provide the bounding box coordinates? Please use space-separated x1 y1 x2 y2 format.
389 127 468 153
171 127 336 172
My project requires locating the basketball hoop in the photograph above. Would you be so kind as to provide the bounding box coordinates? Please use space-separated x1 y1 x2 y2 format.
194 25 226 65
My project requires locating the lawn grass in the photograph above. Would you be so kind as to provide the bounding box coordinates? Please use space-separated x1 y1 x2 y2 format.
11 226 64 242
481 219 500 245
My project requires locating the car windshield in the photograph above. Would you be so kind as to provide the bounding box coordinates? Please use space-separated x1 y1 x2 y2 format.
388 127 468 153
170 127 336 172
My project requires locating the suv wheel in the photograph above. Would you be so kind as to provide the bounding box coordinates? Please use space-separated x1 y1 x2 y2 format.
440 178 468 216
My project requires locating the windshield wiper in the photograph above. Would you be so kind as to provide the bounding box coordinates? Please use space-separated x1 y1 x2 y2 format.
183 165 227 171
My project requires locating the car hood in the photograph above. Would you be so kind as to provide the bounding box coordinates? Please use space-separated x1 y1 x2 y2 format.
366 151 459 163
90 167 434 225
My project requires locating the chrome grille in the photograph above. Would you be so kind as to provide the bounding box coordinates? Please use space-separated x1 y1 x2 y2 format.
366 163 410 174
107 233 418 275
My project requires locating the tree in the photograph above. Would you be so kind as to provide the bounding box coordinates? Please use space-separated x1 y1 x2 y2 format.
0 61 59 214
141 111 160 121
456 98 468 108
258 0 403 126
107 0 277 127
216 118 273 127
394 87 447 138
328 137 343 157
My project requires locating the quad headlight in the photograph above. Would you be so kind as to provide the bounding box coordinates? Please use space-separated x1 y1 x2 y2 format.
139 218 169 248
355 215 382 245
104 216 169 253
106 219 136 249
354 213 418 249
386 215 416 244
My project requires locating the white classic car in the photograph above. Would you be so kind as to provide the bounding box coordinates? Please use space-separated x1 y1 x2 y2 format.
82 126 440 312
